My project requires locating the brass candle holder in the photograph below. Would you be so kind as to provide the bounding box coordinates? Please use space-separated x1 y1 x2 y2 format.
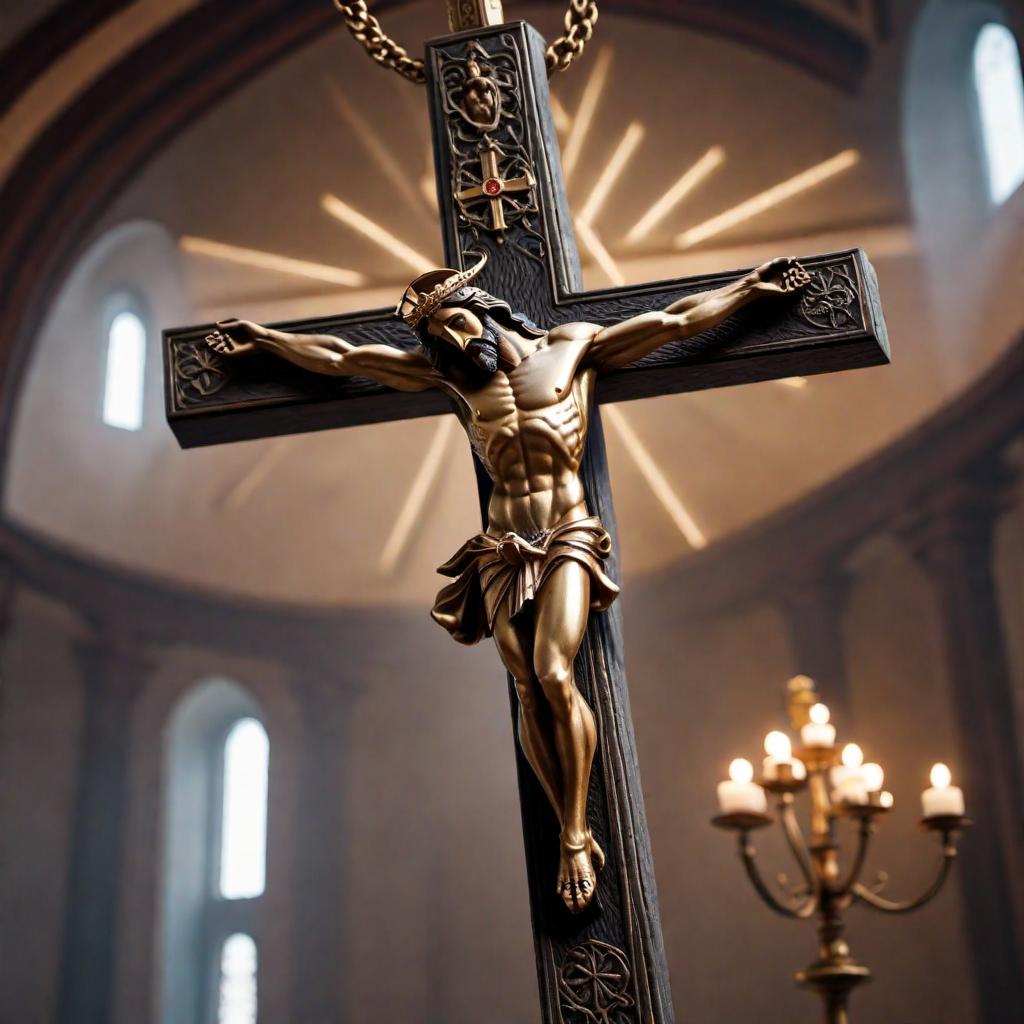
712 677 969 1024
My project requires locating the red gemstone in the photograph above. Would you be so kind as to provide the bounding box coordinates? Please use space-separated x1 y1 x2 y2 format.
483 177 503 196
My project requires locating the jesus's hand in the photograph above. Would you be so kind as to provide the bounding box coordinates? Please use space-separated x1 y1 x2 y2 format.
748 257 811 296
206 318 269 356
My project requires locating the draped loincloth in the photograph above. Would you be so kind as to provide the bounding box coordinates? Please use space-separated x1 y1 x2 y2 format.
430 515 620 645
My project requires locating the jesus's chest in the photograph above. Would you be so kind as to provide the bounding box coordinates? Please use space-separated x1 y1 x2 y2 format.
458 339 593 421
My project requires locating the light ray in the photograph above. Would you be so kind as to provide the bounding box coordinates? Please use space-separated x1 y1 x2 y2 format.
575 220 624 286
549 93 571 134
577 121 645 227
380 418 455 572
220 439 291 510
325 77 430 219
675 149 861 250
604 405 707 550
322 193 434 274
561 46 613 184
625 145 725 244
421 145 438 208
180 236 365 288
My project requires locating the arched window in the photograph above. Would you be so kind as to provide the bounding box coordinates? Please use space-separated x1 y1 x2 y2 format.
220 718 269 900
102 305 147 430
974 22 1024 204
160 684 268 1024
210 718 268 1023
217 933 259 1024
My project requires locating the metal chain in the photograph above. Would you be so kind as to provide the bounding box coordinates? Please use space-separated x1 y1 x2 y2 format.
545 0 599 75
331 0 598 84
332 0 427 84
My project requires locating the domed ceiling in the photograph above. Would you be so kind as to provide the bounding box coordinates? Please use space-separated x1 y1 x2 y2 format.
4 1 1020 608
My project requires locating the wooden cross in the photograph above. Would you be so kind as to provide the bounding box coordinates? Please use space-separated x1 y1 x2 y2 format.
164 15 888 1023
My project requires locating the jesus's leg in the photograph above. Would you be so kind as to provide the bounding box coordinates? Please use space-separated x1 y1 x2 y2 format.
533 561 604 912
492 604 565 824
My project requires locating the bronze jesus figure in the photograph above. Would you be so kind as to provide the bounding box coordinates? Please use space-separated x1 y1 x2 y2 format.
207 252 810 912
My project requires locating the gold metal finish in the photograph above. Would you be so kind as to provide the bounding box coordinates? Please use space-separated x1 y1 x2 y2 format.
332 0 599 83
446 0 506 31
455 145 536 231
331 1 428 84
546 0 600 75
397 251 489 328
714 677 968 1024
208 257 808 912
787 673 818 730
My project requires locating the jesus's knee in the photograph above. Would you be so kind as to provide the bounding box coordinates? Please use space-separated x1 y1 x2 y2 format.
535 655 577 721
512 675 540 714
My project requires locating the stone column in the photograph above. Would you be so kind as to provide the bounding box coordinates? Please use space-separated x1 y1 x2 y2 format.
288 656 357 1024
56 623 153 1024
901 466 1023 1023
776 560 853 720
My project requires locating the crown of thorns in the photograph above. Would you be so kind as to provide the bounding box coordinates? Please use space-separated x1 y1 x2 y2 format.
396 252 488 329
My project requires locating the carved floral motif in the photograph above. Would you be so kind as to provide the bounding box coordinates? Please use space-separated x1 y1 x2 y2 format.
558 939 635 1024
798 266 859 330
173 340 230 406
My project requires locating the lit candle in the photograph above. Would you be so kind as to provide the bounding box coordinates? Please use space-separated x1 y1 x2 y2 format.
831 743 862 784
831 743 868 805
800 703 835 748
921 763 965 818
718 758 767 815
762 730 806 781
862 762 884 793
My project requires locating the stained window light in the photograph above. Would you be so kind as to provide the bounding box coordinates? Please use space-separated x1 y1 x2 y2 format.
102 310 146 430
974 23 1024 204
217 933 257 1024
219 718 269 900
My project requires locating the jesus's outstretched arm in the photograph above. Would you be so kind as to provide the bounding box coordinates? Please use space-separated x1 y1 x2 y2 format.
582 256 810 372
206 318 439 393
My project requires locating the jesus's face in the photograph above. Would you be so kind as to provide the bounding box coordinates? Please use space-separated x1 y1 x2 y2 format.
426 305 500 377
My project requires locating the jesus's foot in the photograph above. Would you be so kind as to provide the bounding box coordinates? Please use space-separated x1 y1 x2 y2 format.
557 831 605 913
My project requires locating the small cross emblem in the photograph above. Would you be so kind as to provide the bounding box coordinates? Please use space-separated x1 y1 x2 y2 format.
456 144 535 231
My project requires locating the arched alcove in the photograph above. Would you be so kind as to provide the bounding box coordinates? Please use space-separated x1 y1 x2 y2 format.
4 218 190 543
159 678 266 1024
903 1 1015 248
902 1 1024 370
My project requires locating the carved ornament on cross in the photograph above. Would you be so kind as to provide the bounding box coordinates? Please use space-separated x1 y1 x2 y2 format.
456 142 537 232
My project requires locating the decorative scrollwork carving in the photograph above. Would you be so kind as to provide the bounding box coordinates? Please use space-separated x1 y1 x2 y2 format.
798 266 859 330
173 340 231 406
558 939 635 1024
438 37 545 261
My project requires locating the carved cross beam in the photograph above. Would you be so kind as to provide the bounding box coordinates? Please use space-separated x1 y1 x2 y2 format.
165 247 885 447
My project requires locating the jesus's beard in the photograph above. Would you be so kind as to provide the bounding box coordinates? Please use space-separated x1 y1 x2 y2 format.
454 318 504 383
465 330 499 375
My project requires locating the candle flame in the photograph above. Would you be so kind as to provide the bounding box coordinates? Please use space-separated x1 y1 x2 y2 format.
930 763 952 789
729 758 754 784
764 730 792 760
862 763 884 792
841 743 863 768
879 791 894 809
809 703 830 725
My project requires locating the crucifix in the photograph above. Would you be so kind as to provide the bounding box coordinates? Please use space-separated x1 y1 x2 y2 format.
164 2 888 1020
